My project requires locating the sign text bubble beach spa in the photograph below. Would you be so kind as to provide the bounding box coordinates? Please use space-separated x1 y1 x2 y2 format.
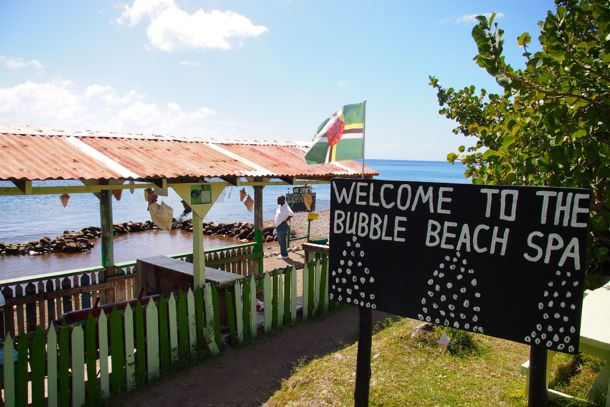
329 178 591 353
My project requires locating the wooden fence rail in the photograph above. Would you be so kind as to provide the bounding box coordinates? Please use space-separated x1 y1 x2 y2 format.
0 252 331 407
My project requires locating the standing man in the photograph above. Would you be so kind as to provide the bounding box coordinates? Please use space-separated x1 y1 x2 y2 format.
275 195 294 259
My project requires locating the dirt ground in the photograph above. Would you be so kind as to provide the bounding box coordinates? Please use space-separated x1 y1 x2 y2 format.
112 306 388 407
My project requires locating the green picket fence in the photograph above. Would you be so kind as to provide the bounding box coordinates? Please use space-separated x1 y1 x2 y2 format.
0 255 332 407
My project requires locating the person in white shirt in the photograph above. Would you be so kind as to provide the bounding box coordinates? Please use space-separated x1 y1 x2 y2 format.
274 195 294 259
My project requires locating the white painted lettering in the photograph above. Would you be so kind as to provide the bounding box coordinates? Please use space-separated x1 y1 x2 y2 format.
524 231 544 263
380 184 395 209
437 187 453 215
500 190 519 221
440 221 457 249
536 190 557 225
480 188 499 218
425 220 441 247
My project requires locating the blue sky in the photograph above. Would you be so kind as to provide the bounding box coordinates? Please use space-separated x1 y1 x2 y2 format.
0 0 555 160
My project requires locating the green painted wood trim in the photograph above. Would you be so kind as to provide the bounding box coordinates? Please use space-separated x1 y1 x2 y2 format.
47 326 58 407
194 287 205 350
98 311 110 398
168 294 179 362
313 257 320 312
3 335 15 407
225 287 237 346
99 190 114 269
15 333 28 407
134 301 147 387
263 273 272 333
272 273 278 329
110 309 126 395
177 291 189 359
234 281 243 344
277 273 284 327
123 304 136 391
242 278 251 340
187 289 197 353
30 328 45 407
249 274 257 339
59 325 70 407
158 297 170 372
290 266 297 322
203 283 219 355
308 260 316 318
146 300 160 380
284 267 292 325
320 256 328 314
192 211 205 288
71 325 86 407
302 266 309 320
85 314 100 403
211 285 221 349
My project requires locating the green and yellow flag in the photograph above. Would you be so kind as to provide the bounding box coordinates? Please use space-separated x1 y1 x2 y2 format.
304 101 365 164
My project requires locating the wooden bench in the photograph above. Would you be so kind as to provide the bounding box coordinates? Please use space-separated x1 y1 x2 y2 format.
521 280 610 406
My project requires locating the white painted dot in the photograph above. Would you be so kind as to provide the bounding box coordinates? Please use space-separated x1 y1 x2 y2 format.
547 326 553 332
338 287 342 292
460 288 467 294
360 277 366 284
369 277 375 283
473 306 480 312
447 282 453 289
427 291 434 297
546 341 553 347
346 297 351 303
352 276 357 282
536 324 542 331
541 333 547 340
371 294 376 300
572 281 579 286
346 242 351 247
566 291 572 298
352 236 357 242
560 302 565 308
445 255 450 261
568 346 574 353
332 271 336 277
338 295 343 301
538 303 544 310
453 257 458 262
548 300 554 307
548 281 554 287
347 288 352 295
554 313 561 319
460 313 466 319
432 303 439 309
465 323 470 329
354 285 359 290
366 302 371 308
543 313 549 320
435 318 440 324
353 299 359 305
563 316 569 322
471 279 477 287
449 264 456 270
340 260 345 265
553 334 560 342
535 338 541 345
360 250 365 257
348 260 353 266
472 315 478 322
453 322 460 328
452 294 458 300
564 336 570 343
553 291 559 298
371 304 377 309
556 270 561 276
417 314 424 320
468 269 474 274
364 268 370 274
457 274 463 280
559 327 565 333
569 326 576 334
360 292 366 298
329 293 334 300
450 312 455 318
440 310 446 316
525 336 531 343
428 279 434 285
444 319 450 326
462 259 467 264
356 243 360 248
350 251 355 257
358 262 362 267
439 273 445 278
425 316 431 322
342 250 347 256
475 292 481 298
561 280 566 286
439 263 445 269
440 295 446 302
543 291 549 297
557 344 565 350
448 304 455 310
346 269 352 275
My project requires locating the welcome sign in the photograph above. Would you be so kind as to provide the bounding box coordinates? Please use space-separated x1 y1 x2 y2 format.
329 179 591 354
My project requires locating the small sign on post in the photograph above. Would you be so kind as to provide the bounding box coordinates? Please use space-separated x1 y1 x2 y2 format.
190 184 212 205
286 186 316 212
329 178 591 406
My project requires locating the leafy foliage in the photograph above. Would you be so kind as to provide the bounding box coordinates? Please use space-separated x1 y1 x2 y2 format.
430 0 610 275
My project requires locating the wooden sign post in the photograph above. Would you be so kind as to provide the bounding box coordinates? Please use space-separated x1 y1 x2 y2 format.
329 179 591 407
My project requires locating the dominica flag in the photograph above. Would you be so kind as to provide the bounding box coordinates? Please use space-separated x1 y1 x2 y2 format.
304 101 365 164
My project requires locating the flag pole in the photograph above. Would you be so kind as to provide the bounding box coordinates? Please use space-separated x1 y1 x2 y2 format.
361 100 367 179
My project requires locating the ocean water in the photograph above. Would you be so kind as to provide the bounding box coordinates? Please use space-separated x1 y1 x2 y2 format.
0 159 468 278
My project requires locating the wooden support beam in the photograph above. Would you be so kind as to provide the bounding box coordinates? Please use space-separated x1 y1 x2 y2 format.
99 189 115 280
278 177 295 185
149 178 168 190
12 180 32 194
220 176 238 186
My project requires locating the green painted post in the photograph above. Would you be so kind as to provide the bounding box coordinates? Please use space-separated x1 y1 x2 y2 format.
302 265 309 320
272 272 278 329
30 328 45 407
71 325 85 407
225 288 237 346
195 287 205 349
290 266 297 322
242 278 251 340
168 294 178 362
59 325 70 407
99 189 115 281
15 333 28 407
177 291 189 359
158 297 170 372
3 335 15 407
203 283 219 354
85 314 100 404
320 255 329 313
134 301 146 386
313 256 320 312
47 326 58 407
277 273 284 327
263 273 272 333
110 309 125 395
98 311 110 398
284 267 292 325
249 274 257 339
234 281 243 344
308 260 315 318
187 289 197 353
146 300 160 380
211 285 221 349
192 210 206 288
124 304 136 391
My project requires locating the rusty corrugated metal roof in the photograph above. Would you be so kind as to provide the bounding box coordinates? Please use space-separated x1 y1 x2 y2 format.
0 126 378 181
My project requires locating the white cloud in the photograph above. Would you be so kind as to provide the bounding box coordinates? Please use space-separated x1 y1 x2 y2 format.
442 12 505 25
117 1 268 52
180 60 201 67
0 56 45 72
117 0 175 26
0 80 215 136
338 80 348 88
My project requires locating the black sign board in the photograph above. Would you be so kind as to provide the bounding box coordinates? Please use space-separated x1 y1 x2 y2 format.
286 186 316 212
330 178 591 354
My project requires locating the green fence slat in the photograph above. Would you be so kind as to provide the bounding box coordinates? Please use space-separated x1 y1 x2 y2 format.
71 325 85 407
177 291 189 359
85 314 100 404
30 328 45 407
320 256 329 313
278 273 284 327
249 274 257 339
203 284 219 355
242 278 251 340
308 260 316 318
234 281 243 344
146 300 160 380
284 267 292 325
211 285 221 350
271 273 278 329
194 287 205 349
134 301 146 386
290 266 297 322
110 308 126 395
15 333 28 407
158 297 170 372
3 335 15 407
59 325 70 407
263 273 272 332
225 287 237 346
124 304 136 391
47 326 58 407
98 310 110 398
168 294 179 362
302 265 309 320
187 289 197 353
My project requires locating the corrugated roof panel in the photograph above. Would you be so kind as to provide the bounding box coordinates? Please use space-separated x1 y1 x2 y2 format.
0 133 124 180
81 137 255 179
220 144 378 177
